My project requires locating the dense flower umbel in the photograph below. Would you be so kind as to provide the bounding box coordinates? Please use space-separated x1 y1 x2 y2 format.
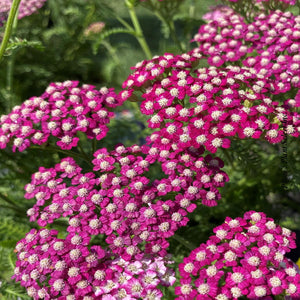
223 0 297 14
226 0 296 4
0 81 124 151
191 10 300 93
0 0 47 19
24 144 228 258
121 56 300 154
176 211 300 299
13 228 175 299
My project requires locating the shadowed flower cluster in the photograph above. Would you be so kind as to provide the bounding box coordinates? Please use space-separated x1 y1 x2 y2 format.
13 228 175 299
176 211 300 299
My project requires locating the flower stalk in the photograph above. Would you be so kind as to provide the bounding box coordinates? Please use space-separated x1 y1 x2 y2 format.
125 0 152 60
0 0 21 63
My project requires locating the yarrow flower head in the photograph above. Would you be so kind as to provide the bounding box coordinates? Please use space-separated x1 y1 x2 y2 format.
0 81 124 151
121 53 300 155
219 0 297 20
13 228 175 299
23 143 228 260
0 0 47 20
191 10 300 93
84 22 105 36
176 211 300 299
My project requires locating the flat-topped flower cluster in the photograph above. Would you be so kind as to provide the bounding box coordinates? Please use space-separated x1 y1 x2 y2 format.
13 228 175 299
191 10 300 92
176 211 300 299
0 81 123 151
24 143 228 258
121 53 300 155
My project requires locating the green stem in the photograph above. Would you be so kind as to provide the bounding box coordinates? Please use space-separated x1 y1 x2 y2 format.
189 0 195 19
6 9 19 113
76 141 95 168
77 141 90 157
102 40 121 66
6 55 16 112
147 4 183 52
0 192 23 213
172 233 196 251
3 289 30 299
115 15 135 32
0 204 24 214
31 145 92 166
223 149 235 170
168 19 184 52
0 0 21 63
92 138 97 154
125 0 152 60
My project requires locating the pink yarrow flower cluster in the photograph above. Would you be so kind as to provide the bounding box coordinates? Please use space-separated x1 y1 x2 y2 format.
121 53 300 155
13 228 175 299
24 143 228 260
176 211 300 299
0 81 124 151
0 0 47 20
220 0 296 18
225 0 296 6
191 10 300 98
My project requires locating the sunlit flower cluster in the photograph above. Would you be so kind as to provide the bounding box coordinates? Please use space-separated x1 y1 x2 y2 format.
176 211 300 299
191 11 300 90
221 0 296 18
226 0 296 5
0 0 47 20
0 81 123 151
121 54 300 154
13 228 175 299
24 143 228 259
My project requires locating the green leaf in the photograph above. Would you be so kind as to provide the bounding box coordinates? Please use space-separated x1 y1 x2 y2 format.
5 37 44 56
0 280 30 300
91 28 134 55
0 217 29 241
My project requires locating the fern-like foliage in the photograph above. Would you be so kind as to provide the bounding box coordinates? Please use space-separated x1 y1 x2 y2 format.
0 219 30 299
228 139 266 176
0 246 16 280
0 279 30 300
91 28 134 55
0 218 30 274
5 38 44 57
0 217 30 243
